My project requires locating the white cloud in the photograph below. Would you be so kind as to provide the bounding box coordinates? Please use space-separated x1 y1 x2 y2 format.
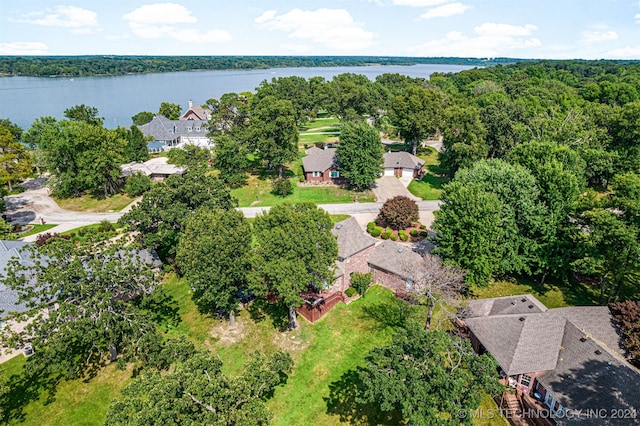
10 6 99 34
123 3 231 43
392 0 448 6
583 31 618 43
0 42 49 55
408 23 540 57
607 46 640 58
419 3 470 19
255 8 376 51
635 13 640 24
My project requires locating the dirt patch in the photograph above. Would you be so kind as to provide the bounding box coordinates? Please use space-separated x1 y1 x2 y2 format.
210 318 250 345
272 329 310 353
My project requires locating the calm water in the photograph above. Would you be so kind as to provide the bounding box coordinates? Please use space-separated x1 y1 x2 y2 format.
0 64 475 131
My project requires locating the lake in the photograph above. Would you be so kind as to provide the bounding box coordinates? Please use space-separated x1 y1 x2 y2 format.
0 64 475 130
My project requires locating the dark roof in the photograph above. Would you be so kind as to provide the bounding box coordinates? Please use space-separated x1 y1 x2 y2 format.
367 241 422 280
302 147 337 173
464 294 640 424
537 321 640 425
139 115 208 142
331 218 376 260
383 151 424 169
0 241 36 318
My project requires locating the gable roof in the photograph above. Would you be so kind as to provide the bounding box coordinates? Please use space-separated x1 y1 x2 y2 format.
367 241 422 280
331 217 376 260
383 151 424 169
139 115 208 142
181 102 211 121
121 157 184 178
465 297 627 376
0 241 36 318
301 147 337 173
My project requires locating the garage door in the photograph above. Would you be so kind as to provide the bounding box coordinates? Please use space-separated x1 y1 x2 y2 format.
384 168 395 176
402 168 414 177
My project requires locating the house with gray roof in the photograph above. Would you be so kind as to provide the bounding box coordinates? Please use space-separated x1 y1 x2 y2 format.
121 157 184 181
0 241 34 320
367 240 423 293
329 218 377 292
463 294 640 424
139 115 213 152
301 146 342 183
383 151 425 178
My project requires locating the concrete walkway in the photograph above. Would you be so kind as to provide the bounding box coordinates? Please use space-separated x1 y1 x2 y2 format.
372 176 421 203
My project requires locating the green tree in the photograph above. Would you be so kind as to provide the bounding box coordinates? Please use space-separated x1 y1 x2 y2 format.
350 271 373 296
250 203 338 329
0 126 32 192
176 209 252 326
158 102 181 120
0 118 23 142
255 76 314 124
323 73 381 121
106 349 293 426
63 104 104 126
375 195 419 230
124 172 152 197
250 96 298 178
271 177 293 197
356 324 503 425
1 239 161 380
336 121 384 190
119 125 149 163
433 182 504 286
206 92 252 138
390 86 444 155
131 111 154 126
166 144 211 169
610 172 640 227
213 135 250 187
439 104 488 175
119 169 236 262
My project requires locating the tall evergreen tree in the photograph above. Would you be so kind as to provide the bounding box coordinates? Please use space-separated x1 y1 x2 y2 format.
336 121 384 190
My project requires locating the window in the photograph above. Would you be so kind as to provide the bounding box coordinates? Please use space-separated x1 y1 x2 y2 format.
312 171 320 177
520 374 531 387
330 170 340 178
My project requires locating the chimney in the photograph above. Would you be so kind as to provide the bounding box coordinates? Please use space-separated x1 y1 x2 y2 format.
188 100 193 108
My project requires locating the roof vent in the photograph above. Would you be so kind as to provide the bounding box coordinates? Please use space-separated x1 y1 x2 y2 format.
336 224 342 229
521 298 527 302
511 301 517 306
397 248 404 253
595 349 602 355
519 317 525 322
528 305 534 309
580 336 588 342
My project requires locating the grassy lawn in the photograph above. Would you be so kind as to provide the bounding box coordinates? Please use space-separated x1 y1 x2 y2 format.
0 356 132 426
54 193 135 212
231 175 374 207
473 394 509 426
298 117 341 147
16 224 57 237
299 117 341 130
408 147 449 200
299 133 340 146
470 277 598 308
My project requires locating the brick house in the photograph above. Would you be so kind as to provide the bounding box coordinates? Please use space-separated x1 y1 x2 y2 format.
329 217 377 292
366 241 423 293
301 146 343 183
462 294 640 425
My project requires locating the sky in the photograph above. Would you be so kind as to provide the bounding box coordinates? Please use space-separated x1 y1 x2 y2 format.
0 1 639 59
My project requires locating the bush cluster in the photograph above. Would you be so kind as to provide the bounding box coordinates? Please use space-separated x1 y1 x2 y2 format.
369 226 383 237
271 177 293 197
345 287 358 297
375 196 419 230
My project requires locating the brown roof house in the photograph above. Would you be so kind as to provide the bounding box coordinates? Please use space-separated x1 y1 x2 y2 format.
367 240 423 294
329 217 377 292
181 100 211 121
463 294 640 425
301 146 343 183
383 151 425 178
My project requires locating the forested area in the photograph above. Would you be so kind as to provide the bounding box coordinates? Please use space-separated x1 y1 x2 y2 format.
2 59 640 424
0 55 522 77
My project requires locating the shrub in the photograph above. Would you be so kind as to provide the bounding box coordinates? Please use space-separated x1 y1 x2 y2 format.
35 232 70 247
367 221 376 232
124 172 152 197
350 272 373 296
390 233 398 241
375 195 419 230
271 177 293 197
420 224 427 230
381 231 391 240
98 220 115 233
420 230 429 237
410 229 419 237
399 232 408 242
345 287 358 297
370 226 382 237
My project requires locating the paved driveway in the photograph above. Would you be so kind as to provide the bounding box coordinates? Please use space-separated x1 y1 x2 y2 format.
372 176 421 203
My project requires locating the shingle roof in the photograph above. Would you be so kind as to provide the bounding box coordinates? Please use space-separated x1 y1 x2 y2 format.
121 157 184 177
139 115 208 142
465 300 626 376
181 104 211 121
302 147 337 173
465 294 548 318
383 151 424 169
331 217 376 260
0 241 35 318
367 241 422 280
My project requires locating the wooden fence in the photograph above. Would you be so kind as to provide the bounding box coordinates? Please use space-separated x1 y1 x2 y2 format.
297 291 346 323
